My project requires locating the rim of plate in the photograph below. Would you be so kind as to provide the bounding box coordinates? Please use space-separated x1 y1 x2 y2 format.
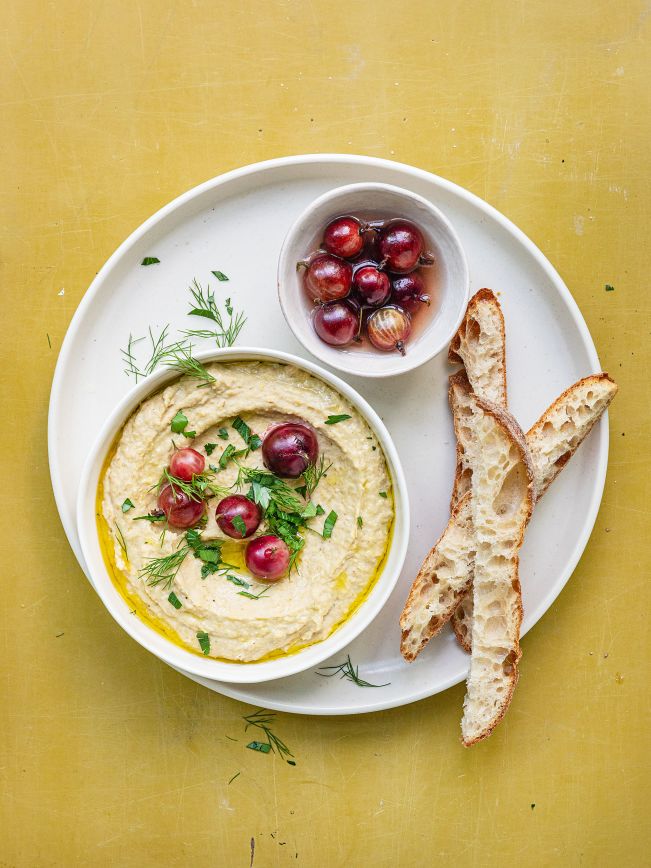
75 345 410 683
48 154 608 714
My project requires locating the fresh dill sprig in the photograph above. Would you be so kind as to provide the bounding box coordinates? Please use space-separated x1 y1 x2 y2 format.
243 709 295 764
315 655 390 688
160 343 216 385
299 456 332 498
114 523 128 559
183 278 246 348
139 543 189 589
120 334 145 381
120 325 189 382
156 468 229 503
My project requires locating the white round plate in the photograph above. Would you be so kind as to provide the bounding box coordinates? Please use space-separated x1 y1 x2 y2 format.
49 155 607 715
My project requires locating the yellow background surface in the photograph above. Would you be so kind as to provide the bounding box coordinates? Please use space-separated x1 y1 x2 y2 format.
1 1 649 865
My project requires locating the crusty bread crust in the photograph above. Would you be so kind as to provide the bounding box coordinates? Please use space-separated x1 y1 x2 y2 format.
460 394 533 746
452 371 618 651
448 289 507 509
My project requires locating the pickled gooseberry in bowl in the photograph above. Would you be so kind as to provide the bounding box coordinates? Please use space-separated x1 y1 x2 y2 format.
299 214 435 355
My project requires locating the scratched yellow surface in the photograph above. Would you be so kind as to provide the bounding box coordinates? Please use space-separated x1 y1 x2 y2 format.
1 1 649 865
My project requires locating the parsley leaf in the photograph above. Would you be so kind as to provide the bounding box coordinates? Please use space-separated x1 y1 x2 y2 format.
141 256 160 266
204 443 217 455
379 491 388 498
246 741 271 753
232 515 247 537
218 428 229 440
171 410 189 434
357 515 363 528
322 510 338 539
196 631 211 655
168 592 182 609
232 416 261 450
325 414 352 425
226 575 250 589
211 270 229 282
121 498 134 513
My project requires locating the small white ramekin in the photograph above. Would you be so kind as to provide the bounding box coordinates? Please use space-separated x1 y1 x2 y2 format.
76 347 409 684
277 182 469 378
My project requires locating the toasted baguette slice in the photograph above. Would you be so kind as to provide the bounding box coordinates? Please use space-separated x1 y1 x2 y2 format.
399 492 474 662
449 289 507 508
459 392 534 746
399 372 618 660
451 372 619 650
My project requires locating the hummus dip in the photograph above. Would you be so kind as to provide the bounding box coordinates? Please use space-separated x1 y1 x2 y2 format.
100 360 394 662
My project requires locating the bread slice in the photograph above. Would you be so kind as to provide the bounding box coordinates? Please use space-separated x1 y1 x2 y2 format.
451 372 618 650
449 289 507 508
399 372 618 660
458 390 534 746
399 492 474 662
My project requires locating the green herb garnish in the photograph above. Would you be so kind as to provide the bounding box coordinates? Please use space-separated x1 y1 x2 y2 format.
357 515 363 528
238 585 271 600
141 256 160 266
231 515 247 537
325 414 352 425
171 410 190 435
232 416 261 449
168 591 182 609
204 443 217 456
196 631 211 655
212 270 229 282
114 523 128 558
243 709 295 764
218 428 229 440
605 284 615 292
322 510 337 539
139 528 232 589
226 575 250 589
132 512 166 523
227 772 240 784
218 443 249 469
183 278 246 348
316 654 390 687
379 491 388 498
121 498 135 513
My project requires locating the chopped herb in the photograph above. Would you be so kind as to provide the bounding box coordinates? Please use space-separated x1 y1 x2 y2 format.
228 772 240 784
204 443 217 455
246 741 271 754
301 456 331 497
212 270 229 282
226 574 250 589
325 414 352 425
141 256 160 266
300 501 319 519
243 709 295 764
46 333 52 348
218 443 249 469
114 523 128 558
316 654 390 687
121 498 135 513
232 515 247 537
133 512 166 523
232 416 261 449
238 585 270 600
168 591 182 609
357 515 363 528
139 528 231 589
225 297 233 315
163 344 216 385
379 491 388 498
196 631 211 655
183 278 246 348
171 410 189 434
218 428 229 440
139 545 189 589
322 510 338 539
605 284 615 292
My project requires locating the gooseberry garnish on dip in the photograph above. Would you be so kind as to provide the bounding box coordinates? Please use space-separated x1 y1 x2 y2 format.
245 534 291 581
262 421 319 478
169 447 205 481
157 483 206 529
216 494 261 539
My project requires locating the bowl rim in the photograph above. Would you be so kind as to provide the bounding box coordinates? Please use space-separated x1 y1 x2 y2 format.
277 181 470 378
76 345 410 684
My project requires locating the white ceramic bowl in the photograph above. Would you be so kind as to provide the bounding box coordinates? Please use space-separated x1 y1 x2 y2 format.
278 182 470 377
76 347 409 684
